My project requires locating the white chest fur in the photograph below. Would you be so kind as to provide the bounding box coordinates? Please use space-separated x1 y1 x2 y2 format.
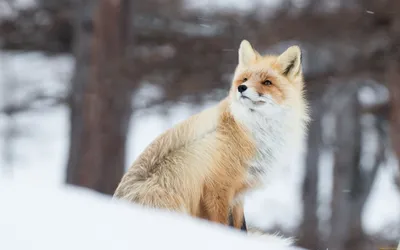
230 102 301 186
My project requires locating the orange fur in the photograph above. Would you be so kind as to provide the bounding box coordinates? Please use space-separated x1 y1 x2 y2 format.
233 69 285 104
114 100 255 225
231 202 245 229
113 40 310 230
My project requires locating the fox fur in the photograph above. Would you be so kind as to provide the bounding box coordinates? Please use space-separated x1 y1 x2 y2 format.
114 40 310 230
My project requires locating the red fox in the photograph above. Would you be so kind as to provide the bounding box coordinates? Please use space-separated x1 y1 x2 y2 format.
114 40 310 230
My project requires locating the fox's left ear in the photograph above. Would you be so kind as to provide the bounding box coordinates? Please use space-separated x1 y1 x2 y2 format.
277 46 302 77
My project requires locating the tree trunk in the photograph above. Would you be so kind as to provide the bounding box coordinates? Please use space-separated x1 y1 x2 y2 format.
327 88 384 250
389 59 400 191
328 91 362 250
388 2 400 192
297 101 322 250
66 0 134 195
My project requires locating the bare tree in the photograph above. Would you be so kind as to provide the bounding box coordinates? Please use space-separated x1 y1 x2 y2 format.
66 0 135 195
297 101 322 250
387 1 400 191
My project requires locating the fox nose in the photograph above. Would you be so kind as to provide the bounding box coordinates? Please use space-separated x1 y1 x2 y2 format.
238 85 247 93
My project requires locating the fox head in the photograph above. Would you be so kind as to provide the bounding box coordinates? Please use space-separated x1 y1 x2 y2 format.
230 40 306 116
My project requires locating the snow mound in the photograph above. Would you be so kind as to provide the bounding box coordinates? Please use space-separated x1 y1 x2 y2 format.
0 181 306 250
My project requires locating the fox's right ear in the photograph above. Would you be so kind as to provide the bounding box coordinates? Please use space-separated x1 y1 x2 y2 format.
238 40 257 67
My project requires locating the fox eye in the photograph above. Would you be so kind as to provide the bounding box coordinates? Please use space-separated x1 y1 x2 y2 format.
263 80 272 85
242 78 248 82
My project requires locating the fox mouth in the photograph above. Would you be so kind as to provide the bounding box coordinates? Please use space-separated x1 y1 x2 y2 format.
240 95 266 105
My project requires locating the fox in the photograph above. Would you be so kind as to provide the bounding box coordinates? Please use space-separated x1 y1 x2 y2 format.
113 40 310 230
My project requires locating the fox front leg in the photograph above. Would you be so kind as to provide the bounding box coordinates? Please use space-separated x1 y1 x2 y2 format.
202 188 231 225
229 202 247 231
228 212 248 232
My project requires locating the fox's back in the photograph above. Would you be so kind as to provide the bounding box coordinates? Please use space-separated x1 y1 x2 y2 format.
118 132 217 213
113 99 255 215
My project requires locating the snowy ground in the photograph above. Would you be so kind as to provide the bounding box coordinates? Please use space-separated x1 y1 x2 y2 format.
0 52 399 241
0 180 305 250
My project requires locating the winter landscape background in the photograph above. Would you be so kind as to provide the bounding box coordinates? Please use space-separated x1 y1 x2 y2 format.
0 1 399 250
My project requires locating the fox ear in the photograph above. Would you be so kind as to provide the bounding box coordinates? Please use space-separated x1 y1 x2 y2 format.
238 40 257 67
277 46 302 77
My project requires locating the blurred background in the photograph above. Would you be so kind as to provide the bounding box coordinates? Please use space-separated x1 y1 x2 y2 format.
0 0 399 249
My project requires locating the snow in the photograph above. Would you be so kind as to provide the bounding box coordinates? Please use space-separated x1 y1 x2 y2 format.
317 148 334 237
0 51 73 110
0 0 36 19
0 106 69 185
0 51 71 184
363 156 400 239
360 114 379 172
357 82 389 107
0 51 399 244
0 180 304 250
1 0 281 18
186 0 280 13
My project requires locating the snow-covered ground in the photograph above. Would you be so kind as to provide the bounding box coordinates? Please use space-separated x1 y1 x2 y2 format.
0 180 304 250
0 52 399 242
